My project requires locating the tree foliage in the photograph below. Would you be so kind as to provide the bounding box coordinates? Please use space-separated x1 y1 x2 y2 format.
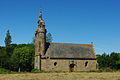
4 30 12 46
0 47 9 69
11 44 34 71
97 52 120 70
6 44 17 56
46 33 53 43
0 44 34 72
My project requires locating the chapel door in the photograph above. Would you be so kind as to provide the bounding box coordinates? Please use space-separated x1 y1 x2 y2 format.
69 61 75 72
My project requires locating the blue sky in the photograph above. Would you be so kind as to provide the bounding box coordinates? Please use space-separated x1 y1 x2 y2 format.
0 0 120 54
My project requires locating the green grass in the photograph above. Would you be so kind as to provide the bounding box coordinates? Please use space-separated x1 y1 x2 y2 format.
0 68 120 74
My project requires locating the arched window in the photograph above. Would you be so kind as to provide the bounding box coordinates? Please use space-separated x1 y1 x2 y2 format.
85 61 88 67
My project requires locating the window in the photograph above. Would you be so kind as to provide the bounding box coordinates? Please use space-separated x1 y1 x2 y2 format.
54 62 57 66
46 57 49 59
85 61 88 67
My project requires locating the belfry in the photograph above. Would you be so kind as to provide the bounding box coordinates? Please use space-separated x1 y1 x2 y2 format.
34 9 46 70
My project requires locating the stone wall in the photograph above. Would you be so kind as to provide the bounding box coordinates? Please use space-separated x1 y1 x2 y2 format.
41 59 96 71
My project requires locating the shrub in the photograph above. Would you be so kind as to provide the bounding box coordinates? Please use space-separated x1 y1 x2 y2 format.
0 68 11 74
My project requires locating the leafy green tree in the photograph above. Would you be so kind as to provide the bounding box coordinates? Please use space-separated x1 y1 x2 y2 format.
97 52 120 70
116 53 120 69
97 53 110 69
110 52 120 70
4 30 12 46
46 33 53 43
31 37 35 44
0 47 9 69
6 44 17 56
11 44 34 71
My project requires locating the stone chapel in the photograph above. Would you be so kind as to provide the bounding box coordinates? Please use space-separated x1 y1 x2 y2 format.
34 9 97 71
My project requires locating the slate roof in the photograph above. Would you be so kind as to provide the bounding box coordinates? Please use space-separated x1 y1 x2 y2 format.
44 43 96 59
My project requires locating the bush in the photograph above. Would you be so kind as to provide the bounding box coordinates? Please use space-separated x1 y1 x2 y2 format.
0 68 11 74
31 69 41 73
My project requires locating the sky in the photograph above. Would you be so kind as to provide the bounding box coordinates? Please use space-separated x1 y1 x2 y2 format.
0 0 120 54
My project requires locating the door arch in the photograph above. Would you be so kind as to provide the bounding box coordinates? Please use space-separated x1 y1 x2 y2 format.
69 63 75 72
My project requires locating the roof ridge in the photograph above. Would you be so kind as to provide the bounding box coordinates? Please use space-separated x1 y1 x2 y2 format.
50 43 93 47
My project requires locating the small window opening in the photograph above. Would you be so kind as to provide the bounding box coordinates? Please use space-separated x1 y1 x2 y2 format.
85 61 88 67
46 57 49 59
54 62 57 66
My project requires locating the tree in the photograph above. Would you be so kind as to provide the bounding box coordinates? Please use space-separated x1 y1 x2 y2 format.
11 44 34 71
97 53 111 69
46 33 53 43
110 52 120 70
6 44 17 56
4 30 12 46
97 52 120 70
0 47 9 69
31 37 35 45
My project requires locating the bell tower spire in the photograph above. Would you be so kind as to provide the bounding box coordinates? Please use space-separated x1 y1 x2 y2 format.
40 8 42 20
38 8 45 27
35 9 47 70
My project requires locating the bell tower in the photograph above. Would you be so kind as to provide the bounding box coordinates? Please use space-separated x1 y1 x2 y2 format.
34 9 46 70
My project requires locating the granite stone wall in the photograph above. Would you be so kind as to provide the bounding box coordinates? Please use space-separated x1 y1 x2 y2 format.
41 59 96 71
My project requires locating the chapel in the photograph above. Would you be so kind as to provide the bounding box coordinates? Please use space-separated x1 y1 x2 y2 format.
34 9 97 71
